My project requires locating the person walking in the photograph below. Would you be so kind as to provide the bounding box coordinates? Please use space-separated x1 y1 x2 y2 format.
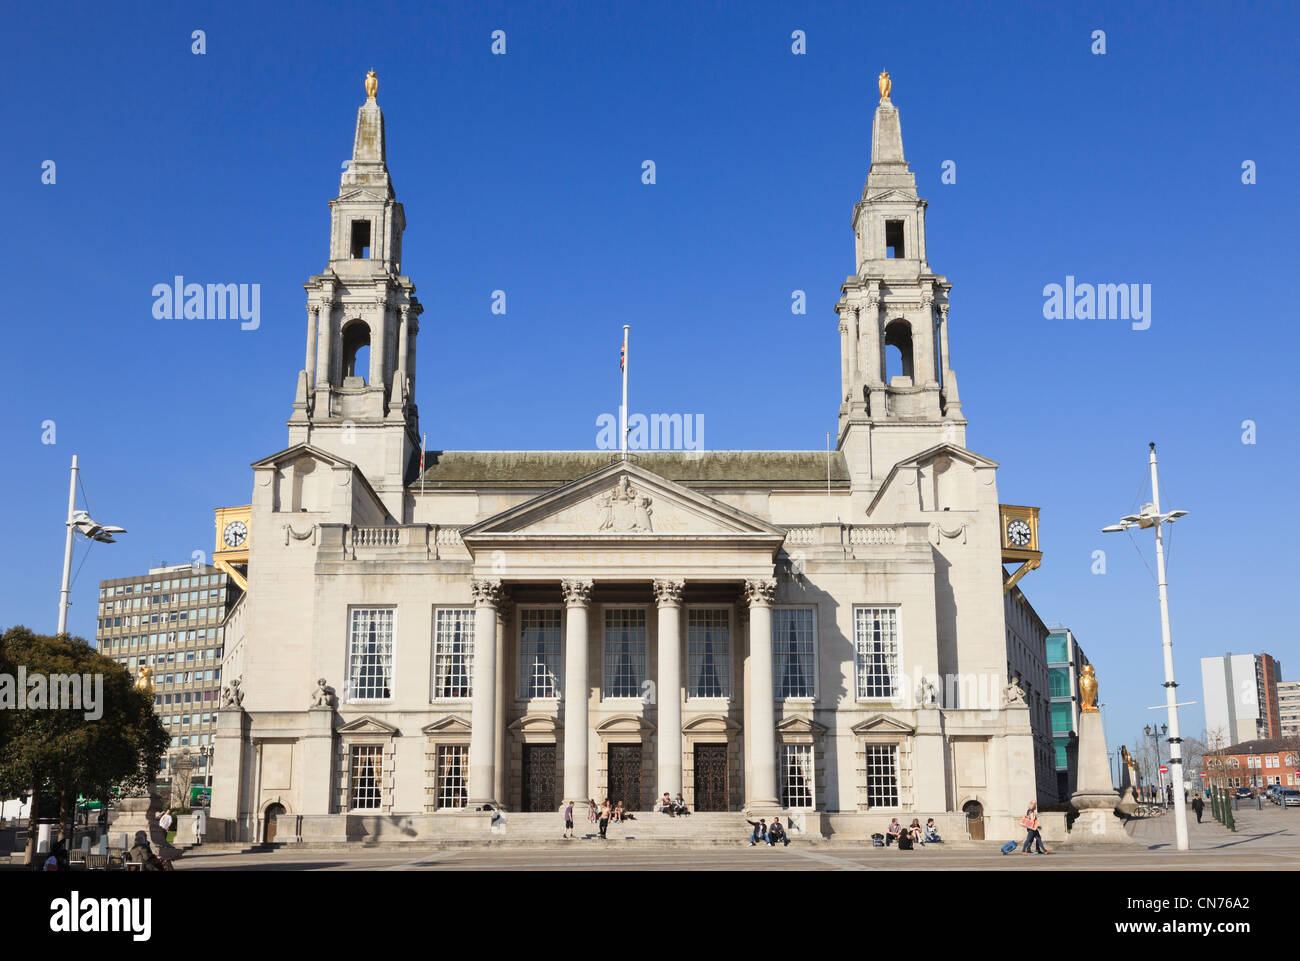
1192 794 1204 824
563 800 575 839
1020 800 1051 855
598 799 611 840
191 810 204 846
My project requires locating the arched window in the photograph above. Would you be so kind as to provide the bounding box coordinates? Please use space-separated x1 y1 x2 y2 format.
342 320 371 384
884 319 914 384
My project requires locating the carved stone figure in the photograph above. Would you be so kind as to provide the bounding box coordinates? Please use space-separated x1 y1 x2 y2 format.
1003 677 1027 707
917 676 939 709
220 678 244 709
1079 663 1099 713
310 677 336 709
596 475 654 532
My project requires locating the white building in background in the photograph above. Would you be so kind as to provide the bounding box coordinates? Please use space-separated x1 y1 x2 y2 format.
210 73 1052 843
1201 652 1282 746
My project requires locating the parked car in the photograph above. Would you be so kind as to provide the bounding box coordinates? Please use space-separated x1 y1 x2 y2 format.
1235 786 1254 799
1280 789 1300 808
1266 785 1281 803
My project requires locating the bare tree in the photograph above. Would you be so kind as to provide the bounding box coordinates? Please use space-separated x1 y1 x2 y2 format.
168 750 194 810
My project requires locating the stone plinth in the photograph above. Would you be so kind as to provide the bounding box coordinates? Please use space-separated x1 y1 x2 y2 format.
1069 711 1133 843
113 794 182 858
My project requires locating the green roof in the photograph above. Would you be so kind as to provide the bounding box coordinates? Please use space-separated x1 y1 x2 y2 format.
413 450 850 490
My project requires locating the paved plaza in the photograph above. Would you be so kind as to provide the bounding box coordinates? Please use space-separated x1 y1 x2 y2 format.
169 804 1300 871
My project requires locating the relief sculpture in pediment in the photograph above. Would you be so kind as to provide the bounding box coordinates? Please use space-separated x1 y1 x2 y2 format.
596 475 654 532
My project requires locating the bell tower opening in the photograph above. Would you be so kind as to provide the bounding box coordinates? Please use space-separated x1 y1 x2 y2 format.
350 220 372 259
885 220 905 258
884 320 914 384
342 320 371 383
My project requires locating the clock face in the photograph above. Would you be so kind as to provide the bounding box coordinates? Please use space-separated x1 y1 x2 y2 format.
223 520 248 548
1006 519 1032 548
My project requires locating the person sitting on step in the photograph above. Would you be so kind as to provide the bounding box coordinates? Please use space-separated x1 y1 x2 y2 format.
767 817 790 847
673 793 689 816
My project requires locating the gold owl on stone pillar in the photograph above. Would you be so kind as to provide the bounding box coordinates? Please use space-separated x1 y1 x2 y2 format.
1080 663 1099 713
365 69 378 100
878 70 891 101
135 665 154 692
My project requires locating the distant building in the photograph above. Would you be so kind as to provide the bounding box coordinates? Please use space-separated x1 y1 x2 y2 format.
96 563 241 797
1045 626 1090 801
1201 653 1283 745
1204 738 1300 791
1278 680 1300 739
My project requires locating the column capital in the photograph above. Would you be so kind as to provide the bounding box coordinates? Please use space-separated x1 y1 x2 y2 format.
470 577 504 608
561 578 594 608
652 578 685 607
495 594 514 622
742 577 777 608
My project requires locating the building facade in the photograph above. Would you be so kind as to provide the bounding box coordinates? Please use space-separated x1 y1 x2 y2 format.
1204 738 1300 791
96 563 239 792
1003 583 1056 804
1278 680 1300 739
1045 626 1089 802
211 75 1049 842
1201 652 1283 745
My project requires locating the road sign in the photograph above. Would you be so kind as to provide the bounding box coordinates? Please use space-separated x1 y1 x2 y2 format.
1159 765 1168 774
1199 772 1207 779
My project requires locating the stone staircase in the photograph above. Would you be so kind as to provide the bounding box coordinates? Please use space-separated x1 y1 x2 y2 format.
487 811 757 844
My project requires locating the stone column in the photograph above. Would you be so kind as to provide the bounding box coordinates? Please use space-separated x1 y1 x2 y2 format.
494 596 512 808
395 306 410 401
468 578 502 806
744 578 779 808
654 579 685 800
562 579 593 803
736 601 751 801
838 315 851 401
938 304 951 374
305 304 319 393
315 300 334 400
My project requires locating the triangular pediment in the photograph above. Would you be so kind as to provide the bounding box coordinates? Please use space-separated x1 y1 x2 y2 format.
776 715 828 737
850 714 914 737
337 715 400 736
865 188 917 203
866 442 998 517
421 715 471 737
251 442 356 472
461 461 786 542
336 187 386 204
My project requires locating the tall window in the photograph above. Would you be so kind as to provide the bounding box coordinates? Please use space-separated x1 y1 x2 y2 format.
781 744 814 809
436 745 468 809
349 745 383 810
865 744 899 807
773 608 816 699
687 609 730 698
1048 667 1071 699
519 609 562 699
433 609 474 699
347 608 394 700
604 609 646 699
854 607 900 700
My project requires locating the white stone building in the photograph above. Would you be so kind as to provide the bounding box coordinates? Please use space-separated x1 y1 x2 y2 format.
211 76 1048 843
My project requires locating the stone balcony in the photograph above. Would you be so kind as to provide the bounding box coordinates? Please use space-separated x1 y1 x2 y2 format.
317 523 469 561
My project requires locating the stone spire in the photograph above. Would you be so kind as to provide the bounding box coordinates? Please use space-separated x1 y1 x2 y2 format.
341 72 391 198
865 84 915 197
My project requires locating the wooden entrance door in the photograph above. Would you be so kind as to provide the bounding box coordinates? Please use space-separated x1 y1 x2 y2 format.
522 744 557 812
264 803 285 843
693 743 729 811
607 744 642 809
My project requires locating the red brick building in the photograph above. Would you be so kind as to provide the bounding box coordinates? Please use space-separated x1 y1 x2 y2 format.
1204 738 1300 791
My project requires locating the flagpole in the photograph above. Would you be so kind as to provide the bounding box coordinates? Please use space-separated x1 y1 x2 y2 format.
56 454 79 636
621 325 629 459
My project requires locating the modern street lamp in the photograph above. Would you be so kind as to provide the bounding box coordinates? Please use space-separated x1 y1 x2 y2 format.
1144 722 1168 803
1103 442 1190 852
56 455 127 635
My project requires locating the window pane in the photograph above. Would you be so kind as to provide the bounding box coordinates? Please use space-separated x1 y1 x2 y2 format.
437 745 468 809
350 745 383 809
854 608 898 700
347 608 394 700
1046 633 1070 663
433 609 474 699
865 744 899 807
773 608 815 699
781 744 814 809
519 609 562 699
1048 667 1071 699
604 609 646 698
687 609 730 698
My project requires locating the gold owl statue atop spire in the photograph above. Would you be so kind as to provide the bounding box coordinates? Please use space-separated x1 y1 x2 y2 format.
365 69 378 100
1079 663 1099 713
878 70 891 101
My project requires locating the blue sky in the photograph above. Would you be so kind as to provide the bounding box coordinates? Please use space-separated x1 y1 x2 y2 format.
2 0 1297 764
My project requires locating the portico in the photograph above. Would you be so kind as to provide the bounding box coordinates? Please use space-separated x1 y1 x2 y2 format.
457 460 787 812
